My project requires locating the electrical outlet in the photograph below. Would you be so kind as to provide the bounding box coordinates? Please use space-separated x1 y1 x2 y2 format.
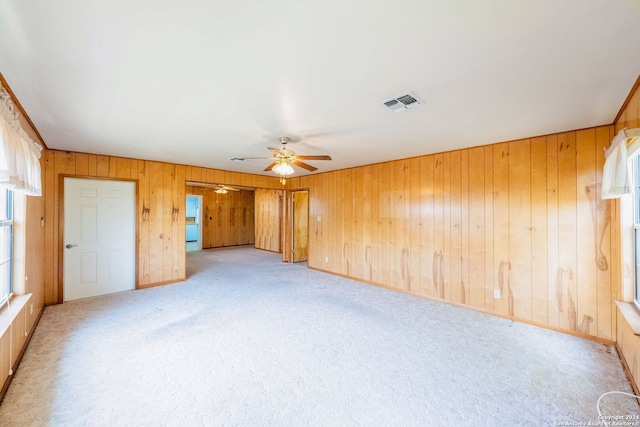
325 257 329 263
317 216 321 222
494 289 500 299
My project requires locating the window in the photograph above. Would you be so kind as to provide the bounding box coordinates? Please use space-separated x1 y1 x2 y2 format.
0 189 12 306
634 157 640 305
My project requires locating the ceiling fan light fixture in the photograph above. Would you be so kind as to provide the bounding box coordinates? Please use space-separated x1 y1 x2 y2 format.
272 160 294 176
214 188 228 194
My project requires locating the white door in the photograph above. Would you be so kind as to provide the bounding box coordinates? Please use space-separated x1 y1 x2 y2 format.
63 178 136 301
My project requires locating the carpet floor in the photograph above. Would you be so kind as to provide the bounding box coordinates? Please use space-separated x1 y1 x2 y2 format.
0 246 638 426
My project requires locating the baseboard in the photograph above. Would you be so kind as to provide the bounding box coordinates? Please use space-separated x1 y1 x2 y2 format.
0 305 45 403
615 342 640 405
137 277 186 290
308 266 616 346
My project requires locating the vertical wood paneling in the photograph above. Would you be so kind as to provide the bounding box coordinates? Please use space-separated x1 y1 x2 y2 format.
392 162 403 289
557 132 578 332
329 169 340 272
509 139 531 319
43 151 56 304
410 157 421 294
468 147 485 308
576 129 598 336
595 126 613 340
420 156 434 297
87 154 97 176
450 151 462 303
493 143 510 316
162 163 175 281
292 191 309 262
433 154 445 299
393 160 410 291
339 170 350 275
108 157 118 178
117 158 131 179
137 160 151 287
148 161 165 285
461 150 470 305
370 165 381 284
96 155 109 177
353 168 364 278
484 146 495 311
174 165 186 278
362 166 373 282
299 125 615 340
546 135 560 329
530 137 548 325
442 152 452 301
75 153 89 176
380 162 391 286
53 151 75 302
254 189 282 253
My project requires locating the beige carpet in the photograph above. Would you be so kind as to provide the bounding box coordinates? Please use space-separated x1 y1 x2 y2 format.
0 246 638 426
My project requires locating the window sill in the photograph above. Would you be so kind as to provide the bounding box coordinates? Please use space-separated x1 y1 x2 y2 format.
0 294 31 337
616 300 640 336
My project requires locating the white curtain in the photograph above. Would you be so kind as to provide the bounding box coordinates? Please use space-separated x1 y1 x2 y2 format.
0 89 42 196
601 130 640 200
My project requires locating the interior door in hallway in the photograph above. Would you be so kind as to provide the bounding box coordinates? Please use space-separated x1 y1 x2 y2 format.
292 190 309 262
63 178 135 301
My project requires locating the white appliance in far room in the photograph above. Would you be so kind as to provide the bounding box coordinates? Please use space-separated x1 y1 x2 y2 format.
186 195 202 251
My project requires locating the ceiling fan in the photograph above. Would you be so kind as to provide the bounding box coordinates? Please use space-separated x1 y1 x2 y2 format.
186 181 241 194
213 184 239 194
231 136 332 184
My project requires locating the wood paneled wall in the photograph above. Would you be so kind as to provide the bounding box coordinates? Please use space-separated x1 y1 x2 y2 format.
0 75 46 399
186 186 255 248
290 125 615 340
1 178 45 401
616 78 640 131
14 187 45 331
254 189 284 253
42 152 187 297
614 75 640 392
43 150 283 304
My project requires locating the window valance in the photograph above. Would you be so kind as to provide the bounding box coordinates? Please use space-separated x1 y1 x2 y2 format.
0 86 42 196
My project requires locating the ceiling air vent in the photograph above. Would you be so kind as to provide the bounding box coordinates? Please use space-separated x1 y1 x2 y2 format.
382 91 424 112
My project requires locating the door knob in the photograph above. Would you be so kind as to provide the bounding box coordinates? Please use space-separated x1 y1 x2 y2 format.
65 244 78 249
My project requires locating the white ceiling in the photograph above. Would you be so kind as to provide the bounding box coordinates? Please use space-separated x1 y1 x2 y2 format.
1 1 640 177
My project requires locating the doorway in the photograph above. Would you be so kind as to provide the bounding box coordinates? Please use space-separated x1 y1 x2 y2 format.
63 178 136 301
292 190 309 262
186 195 202 252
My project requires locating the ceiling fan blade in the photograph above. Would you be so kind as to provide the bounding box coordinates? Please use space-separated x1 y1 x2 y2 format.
267 147 286 156
225 186 240 191
293 160 318 171
264 161 279 172
295 155 332 161
232 156 273 160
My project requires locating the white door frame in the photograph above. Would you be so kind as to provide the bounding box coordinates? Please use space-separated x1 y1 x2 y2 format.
195 195 203 250
60 177 138 303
